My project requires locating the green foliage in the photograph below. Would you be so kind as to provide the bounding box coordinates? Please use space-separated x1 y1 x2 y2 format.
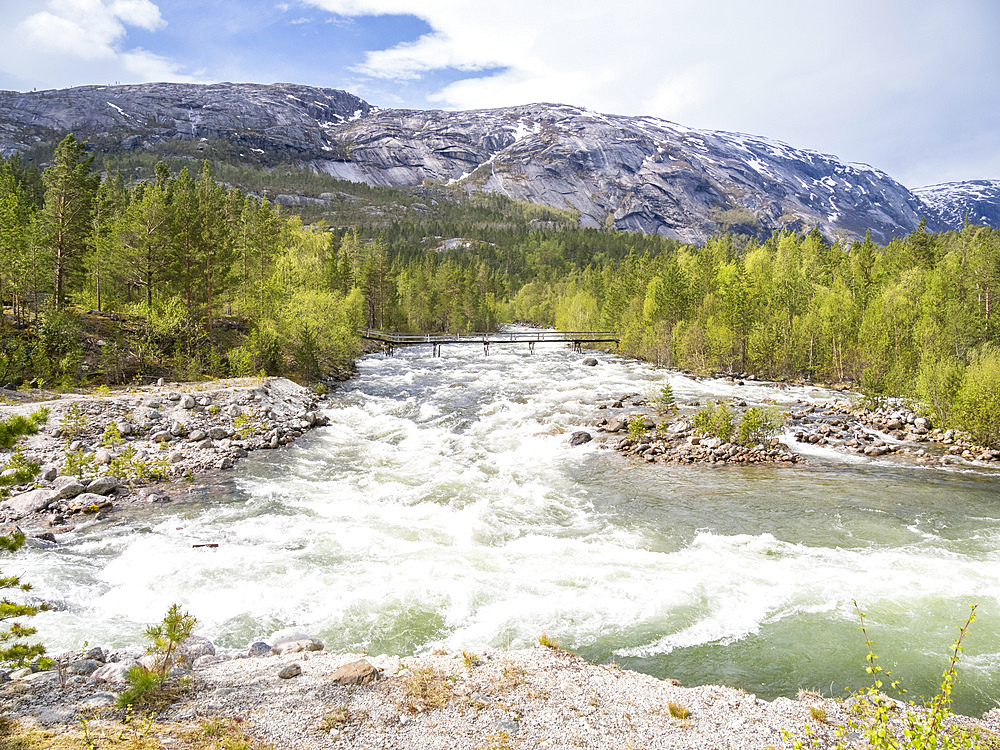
0 531 49 667
0 448 39 492
736 406 784 446
117 603 197 709
785 603 982 750
59 403 88 439
692 401 734 442
952 345 1000 448
647 382 677 414
99 421 124 448
0 408 48 449
63 445 97 480
627 415 650 439
107 444 169 483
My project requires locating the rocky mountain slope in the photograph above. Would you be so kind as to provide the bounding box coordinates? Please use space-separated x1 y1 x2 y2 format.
912 180 1000 229
0 82 984 243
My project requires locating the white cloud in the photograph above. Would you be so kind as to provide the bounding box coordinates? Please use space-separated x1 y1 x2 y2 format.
303 0 1000 186
0 0 193 90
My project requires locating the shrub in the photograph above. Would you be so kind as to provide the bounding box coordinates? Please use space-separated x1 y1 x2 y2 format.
647 383 677 414
0 408 48 449
953 345 1000 448
537 632 561 649
736 406 784 446
691 401 734 442
784 603 983 750
626 415 650 439
117 603 197 709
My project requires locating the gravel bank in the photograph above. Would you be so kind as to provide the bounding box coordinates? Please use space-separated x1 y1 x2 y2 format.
0 377 332 534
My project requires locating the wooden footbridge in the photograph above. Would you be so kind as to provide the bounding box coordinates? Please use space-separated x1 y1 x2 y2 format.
358 328 620 357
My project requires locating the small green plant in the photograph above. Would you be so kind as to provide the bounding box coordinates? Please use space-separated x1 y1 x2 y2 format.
117 603 197 710
537 632 560 649
59 403 89 439
462 650 481 669
736 406 784 446
784 602 983 750
207 405 220 416
99 421 124 448
96 384 112 396
0 407 48 449
691 401 734 442
648 382 677 414
809 704 827 723
668 701 690 720
0 447 39 494
626 415 650 439
63 445 98 480
108 445 170 483
232 409 263 439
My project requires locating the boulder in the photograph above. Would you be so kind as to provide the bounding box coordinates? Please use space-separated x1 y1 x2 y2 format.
149 430 171 443
87 476 118 495
65 493 113 513
94 448 111 465
271 637 324 656
180 394 196 409
569 431 592 447
330 659 381 686
277 663 302 679
187 430 207 442
90 660 139 684
4 488 58 515
66 659 101 676
582 358 598 367
208 427 229 441
179 635 215 661
248 642 271 658
80 692 116 708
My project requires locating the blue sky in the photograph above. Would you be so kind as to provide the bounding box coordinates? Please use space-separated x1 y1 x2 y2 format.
0 0 998 189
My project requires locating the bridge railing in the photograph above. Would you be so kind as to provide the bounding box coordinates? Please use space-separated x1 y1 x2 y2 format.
357 328 619 345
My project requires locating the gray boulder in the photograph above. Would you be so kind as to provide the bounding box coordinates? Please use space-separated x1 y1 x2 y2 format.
277 663 302 679
271 637 324 656
248 642 271 658
569 431 592 446
582 358 598 367
87 475 118 495
90 660 139 684
4 488 58 515
180 394 196 409
179 635 215 661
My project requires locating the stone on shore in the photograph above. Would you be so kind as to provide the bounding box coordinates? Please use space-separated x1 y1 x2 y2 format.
330 658 382 686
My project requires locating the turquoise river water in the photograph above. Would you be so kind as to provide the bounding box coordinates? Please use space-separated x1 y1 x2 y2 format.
18 341 1000 715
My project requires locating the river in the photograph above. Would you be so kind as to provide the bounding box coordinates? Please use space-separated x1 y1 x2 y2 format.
18 341 1000 714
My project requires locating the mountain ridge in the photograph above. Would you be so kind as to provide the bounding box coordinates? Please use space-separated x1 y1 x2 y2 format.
0 81 989 243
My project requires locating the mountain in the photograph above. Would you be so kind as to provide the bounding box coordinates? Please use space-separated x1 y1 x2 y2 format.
912 180 1000 230
0 82 978 243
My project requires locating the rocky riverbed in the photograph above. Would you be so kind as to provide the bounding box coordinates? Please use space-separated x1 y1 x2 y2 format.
577 387 1000 469
4 633 998 750
0 377 335 537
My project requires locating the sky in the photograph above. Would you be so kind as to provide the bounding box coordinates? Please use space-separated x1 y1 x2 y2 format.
0 0 997 188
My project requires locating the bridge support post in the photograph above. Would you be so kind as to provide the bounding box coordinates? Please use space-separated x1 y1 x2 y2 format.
483 342 490 356
433 343 442 357
528 341 535 354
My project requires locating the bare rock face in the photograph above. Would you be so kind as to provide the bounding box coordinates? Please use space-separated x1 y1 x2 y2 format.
0 83 960 243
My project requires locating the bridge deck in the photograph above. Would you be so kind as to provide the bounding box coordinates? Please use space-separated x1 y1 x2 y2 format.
357 328 619 356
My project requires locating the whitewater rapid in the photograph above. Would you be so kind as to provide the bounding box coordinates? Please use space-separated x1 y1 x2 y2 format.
18 341 1000 713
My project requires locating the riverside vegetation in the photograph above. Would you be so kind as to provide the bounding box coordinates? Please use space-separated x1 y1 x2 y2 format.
2 136 999 447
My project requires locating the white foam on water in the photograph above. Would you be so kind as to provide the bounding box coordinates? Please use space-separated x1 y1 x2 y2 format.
18 338 1000 712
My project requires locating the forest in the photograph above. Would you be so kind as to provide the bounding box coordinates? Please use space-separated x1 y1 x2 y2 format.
1 134 999 446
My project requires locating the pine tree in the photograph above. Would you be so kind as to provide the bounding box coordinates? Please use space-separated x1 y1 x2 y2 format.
41 134 99 308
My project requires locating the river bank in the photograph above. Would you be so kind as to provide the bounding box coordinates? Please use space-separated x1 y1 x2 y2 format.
0 376 337 537
4 635 998 750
